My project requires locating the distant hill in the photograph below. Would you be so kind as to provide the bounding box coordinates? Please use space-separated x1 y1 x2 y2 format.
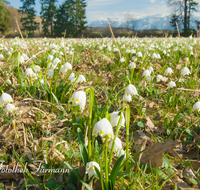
88 14 199 31
6 6 42 32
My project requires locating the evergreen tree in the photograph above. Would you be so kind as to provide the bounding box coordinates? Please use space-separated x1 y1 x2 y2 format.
0 0 10 34
54 0 87 37
170 13 181 31
18 0 39 37
54 0 75 37
40 0 57 36
73 0 87 37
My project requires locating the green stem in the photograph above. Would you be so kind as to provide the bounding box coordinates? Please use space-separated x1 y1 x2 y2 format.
125 106 130 160
105 135 109 190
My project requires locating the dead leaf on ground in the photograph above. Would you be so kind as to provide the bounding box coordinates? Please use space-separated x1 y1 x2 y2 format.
133 130 181 168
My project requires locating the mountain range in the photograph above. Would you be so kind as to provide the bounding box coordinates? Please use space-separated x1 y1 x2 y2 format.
88 14 199 31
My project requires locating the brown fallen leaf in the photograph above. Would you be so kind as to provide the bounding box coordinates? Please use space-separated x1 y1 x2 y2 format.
144 116 158 132
172 175 196 190
183 167 197 186
133 130 181 168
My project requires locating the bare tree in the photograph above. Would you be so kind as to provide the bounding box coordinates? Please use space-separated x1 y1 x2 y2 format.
124 12 135 31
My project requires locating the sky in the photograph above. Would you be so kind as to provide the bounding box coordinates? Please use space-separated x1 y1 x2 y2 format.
8 0 172 23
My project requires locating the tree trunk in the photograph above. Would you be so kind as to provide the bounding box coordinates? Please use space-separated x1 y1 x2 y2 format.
184 0 188 31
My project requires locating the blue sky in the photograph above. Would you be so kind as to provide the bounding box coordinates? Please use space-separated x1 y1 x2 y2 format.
8 0 171 23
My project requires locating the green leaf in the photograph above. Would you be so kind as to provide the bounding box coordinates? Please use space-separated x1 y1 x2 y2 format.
137 121 145 128
51 92 67 115
77 128 88 166
109 155 124 189
125 106 130 128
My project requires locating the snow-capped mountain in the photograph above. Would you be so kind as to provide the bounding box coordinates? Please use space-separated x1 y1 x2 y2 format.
88 14 199 31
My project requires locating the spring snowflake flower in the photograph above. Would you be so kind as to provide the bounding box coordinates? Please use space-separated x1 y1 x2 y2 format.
129 62 136 69
125 84 138 96
40 79 44 84
33 65 41 73
137 52 143 57
5 103 16 113
180 67 191 76
60 62 72 73
165 67 173 76
110 111 125 127
185 57 189 62
47 55 53 61
120 57 125 63
142 70 151 78
69 91 86 112
19 55 24 63
108 137 125 157
32 55 36 59
92 118 114 138
193 102 200 112
47 69 54 78
0 93 13 106
122 93 132 102
0 54 4 59
25 68 36 78
5 79 11 85
68 73 76 82
167 81 176 88
77 75 86 83
86 161 100 178
148 66 154 74
145 76 151 82
156 74 163 82
152 53 157 58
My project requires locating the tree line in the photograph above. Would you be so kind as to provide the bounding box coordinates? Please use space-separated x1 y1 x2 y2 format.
0 0 200 37
0 0 87 37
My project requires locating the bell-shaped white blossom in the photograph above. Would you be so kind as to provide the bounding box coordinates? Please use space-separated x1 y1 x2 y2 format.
108 137 125 157
5 103 16 112
33 65 41 72
0 54 4 59
125 84 138 96
19 55 24 63
180 67 191 76
25 68 36 78
47 55 53 61
165 67 173 76
167 81 176 88
5 79 11 85
120 57 125 62
156 74 163 82
69 91 86 112
142 70 151 78
137 52 143 57
0 93 13 106
47 69 54 78
86 161 100 178
60 62 72 73
193 102 200 112
122 93 132 102
129 62 136 69
68 73 76 82
110 111 125 127
77 75 86 83
148 66 154 74
92 118 114 138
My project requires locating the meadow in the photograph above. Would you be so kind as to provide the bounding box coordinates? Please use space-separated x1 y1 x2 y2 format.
0 35 199 190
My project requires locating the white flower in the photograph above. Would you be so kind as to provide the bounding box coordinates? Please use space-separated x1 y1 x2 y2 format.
33 65 41 72
77 75 86 83
68 73 76 82
132 56 137 61
178 78 185 83
142 70 151 78
5 103 15 112
120 57 125 62
0 54 4 59
110 111 125 127
25 68 36 78
193 102 200 112
185 57 189 62
125 84 138 96
108 137 125 157
145 76 151 82
19 55 24 63
40 79 44 84
32 55 36 59
148 66 154 74
165 67 173 76
167 81 176 88
69 91 86 112
152 53 157 58
47 69 54 78
137 52 143 57
5 79 11 85
0 93 13 106
60 62 72 73
47 55 53 61
86 161 100 178
180 67 191 76
92 118 114 138
122 93 132 102
129 62 136 69
156 74 163 82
